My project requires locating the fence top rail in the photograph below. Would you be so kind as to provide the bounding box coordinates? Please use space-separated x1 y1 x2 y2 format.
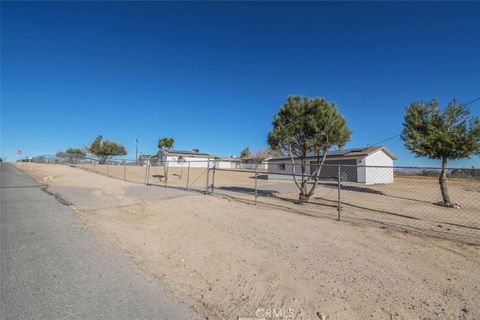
268 163 478 171
30 155 479 171
211 167 268 174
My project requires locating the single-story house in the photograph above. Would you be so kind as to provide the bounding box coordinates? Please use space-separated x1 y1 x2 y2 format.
158 149 216 168
158 150 245 169
138 154 159 166
240 157 272 170
268 146 396 184
142 150 247 169
214 157 243 169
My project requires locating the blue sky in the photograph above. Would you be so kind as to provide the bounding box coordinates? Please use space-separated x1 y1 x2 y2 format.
1 1 479 167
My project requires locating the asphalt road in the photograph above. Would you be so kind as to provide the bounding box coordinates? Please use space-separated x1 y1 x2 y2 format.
0 163 198 320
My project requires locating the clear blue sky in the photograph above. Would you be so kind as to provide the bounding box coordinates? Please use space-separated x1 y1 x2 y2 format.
1 1 479 167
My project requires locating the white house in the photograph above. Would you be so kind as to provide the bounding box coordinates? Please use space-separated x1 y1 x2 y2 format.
214 157 243 169
268 146 396 184
239 157 271 170
159 150 215 168
155 150 243 169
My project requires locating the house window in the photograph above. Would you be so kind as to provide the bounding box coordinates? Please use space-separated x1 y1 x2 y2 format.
278 163 286 171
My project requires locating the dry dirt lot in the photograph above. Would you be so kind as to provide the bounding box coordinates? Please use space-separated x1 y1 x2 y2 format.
16 163 480 320
75 163 480 244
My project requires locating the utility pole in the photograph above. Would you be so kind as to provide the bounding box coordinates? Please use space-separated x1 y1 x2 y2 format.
135 138 139 165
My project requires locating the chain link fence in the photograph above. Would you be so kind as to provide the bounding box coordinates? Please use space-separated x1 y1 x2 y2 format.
31 156 480 244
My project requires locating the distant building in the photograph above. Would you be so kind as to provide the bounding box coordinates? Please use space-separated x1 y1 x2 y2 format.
267 146 396 184
138 154 159 166
240 157 272 170
158 149 215 168
215 157 242 169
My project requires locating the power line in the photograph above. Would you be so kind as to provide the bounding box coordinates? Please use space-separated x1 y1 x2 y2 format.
369 96 480 147
369 134 401 146
465 96 480 106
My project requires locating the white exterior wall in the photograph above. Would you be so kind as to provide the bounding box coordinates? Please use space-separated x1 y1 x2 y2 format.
268 150 395 184
268 161 309 180
215 160 239 169
241 163 266 170
164 155 211 168
356 158 366 183
363 150 394 184
161 156 247 169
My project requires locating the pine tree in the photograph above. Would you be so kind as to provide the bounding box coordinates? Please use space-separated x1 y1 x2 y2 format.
401 99 480 207
268 96 351 203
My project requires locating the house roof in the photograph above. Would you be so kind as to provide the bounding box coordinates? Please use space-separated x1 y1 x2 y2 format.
242 156 274 162
139 154 156 159
217 157 242 162
269 146 397 161
159 150 217 157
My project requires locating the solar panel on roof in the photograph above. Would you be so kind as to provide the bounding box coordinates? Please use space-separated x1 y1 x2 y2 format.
305 147 367 157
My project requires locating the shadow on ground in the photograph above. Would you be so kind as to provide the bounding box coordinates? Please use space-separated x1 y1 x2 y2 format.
216 186 278 197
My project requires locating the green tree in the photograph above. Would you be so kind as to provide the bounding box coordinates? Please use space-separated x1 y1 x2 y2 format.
65 148 86 164
55 151 68 162
87 136 127 164
0 157 3 163
157 137 175 182
401 99 480 207
253 147 283 162
240 147 251 159
158 138 174 153
268 96 351 203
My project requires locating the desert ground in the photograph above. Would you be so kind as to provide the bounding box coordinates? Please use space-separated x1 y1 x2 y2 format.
16 162 480 319
74 162 480 244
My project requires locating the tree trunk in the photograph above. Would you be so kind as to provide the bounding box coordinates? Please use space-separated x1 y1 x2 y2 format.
298 179 307 204
305 149 328 201
299 184 308 204
298 150 308 204
439 157 452 206
288 146 302 192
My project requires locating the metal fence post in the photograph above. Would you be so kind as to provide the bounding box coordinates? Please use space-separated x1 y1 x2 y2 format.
337 165 342 221
93 160 96 173
205 159 210 194
165 161 169 188
211 163 216 193
254 164 258 205
123 162 126 181
106 163 109 177
147 164 151 185
186 162 191 190
144 164 148 185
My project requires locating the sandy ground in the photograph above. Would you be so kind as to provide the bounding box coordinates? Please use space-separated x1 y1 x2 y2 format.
74 163 480 244
16 163 480 320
